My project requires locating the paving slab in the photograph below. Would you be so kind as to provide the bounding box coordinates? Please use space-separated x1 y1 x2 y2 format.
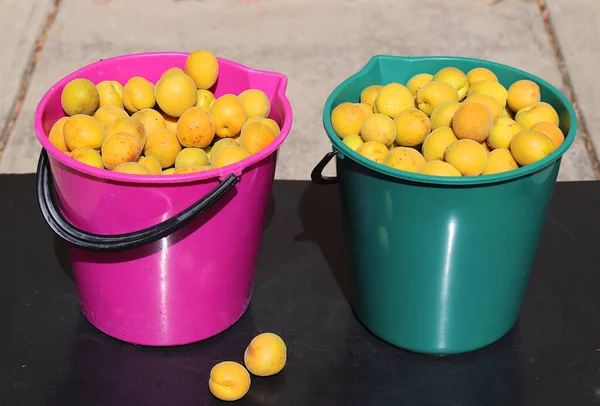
0 0 594 182
545 0 600 172
0 0 55 146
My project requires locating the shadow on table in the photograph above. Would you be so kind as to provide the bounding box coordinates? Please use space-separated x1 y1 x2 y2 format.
295 182 353 307
295 181 527 404
43 309 266 406
345 324 528 405
53 234 73 280
264 190 276 233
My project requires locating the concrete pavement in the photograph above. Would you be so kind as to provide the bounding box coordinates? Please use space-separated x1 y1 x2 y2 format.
0 0 596 181
0 0 55 150
544 0 600 174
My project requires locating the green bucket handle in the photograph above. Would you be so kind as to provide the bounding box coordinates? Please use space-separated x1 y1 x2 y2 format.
311 150 339 185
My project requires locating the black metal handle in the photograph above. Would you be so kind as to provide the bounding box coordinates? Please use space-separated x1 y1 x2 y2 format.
311 151 338 185
36 149 239 253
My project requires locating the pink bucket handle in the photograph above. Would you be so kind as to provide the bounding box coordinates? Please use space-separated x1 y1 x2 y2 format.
36 149 239 252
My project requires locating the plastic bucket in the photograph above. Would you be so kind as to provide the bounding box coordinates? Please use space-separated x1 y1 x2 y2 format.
314 55 577 355
34 52 292 346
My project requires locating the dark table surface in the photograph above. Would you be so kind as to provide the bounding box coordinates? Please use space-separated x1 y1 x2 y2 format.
1 174 600 406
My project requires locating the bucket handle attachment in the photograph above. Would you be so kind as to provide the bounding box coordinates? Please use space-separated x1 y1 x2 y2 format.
36 149 239 253
311 151 338 185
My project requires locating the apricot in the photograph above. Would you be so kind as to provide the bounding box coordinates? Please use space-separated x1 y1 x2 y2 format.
208 361 250 402
238 89 271 118
210 94 247 138
531 121 565 148
160 67 184 80
185 49 219 90
356 140 389 164
429 101 461 130
444 139 488 176
106 117 146 148
122 76 155 114
48 117 69 153
466 80 508 108
113 162 152 175
515 101 560 130
70 147 104 169
404 147 427 169
374 83 414 118
61 78 99 116
197 89 216 110
487 117 523 150
383 147 426 172
482 148 519 175
422 126 458 162
507 79 541 112
63 114 106 151
330 102 368 139
211 145 250 168
432 67 469 100
96 80 124 109
211 138 240 159
360 84 384 106
360 113 396 147
416 81 459 116
131 108 167 135
463 94 502 120
155 72 198 118
393 108 431 147
173 165 211 174
244 333 287 377
175 148 210 169
159 110 179 134
238 121 276 155
94 105 129 129
356 103 374 117
466 67 498 85
418 160 461 177
144 128 182 168
176 106 215 148
406 73 433 97
510 130 556 166
342 134 364 151
451 103 494 143
101 132 142 170
243 116 280 137
137 155 162 175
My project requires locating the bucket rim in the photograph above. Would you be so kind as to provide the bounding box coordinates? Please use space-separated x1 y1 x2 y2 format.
34 51 293 184
322 54 578 186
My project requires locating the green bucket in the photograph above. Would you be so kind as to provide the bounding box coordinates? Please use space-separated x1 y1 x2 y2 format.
313 55 578 355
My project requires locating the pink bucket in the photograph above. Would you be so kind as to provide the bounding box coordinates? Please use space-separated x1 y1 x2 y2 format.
34 52 292 346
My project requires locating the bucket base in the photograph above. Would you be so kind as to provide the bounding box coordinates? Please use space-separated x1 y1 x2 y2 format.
79 297 252 347
354 308 518 356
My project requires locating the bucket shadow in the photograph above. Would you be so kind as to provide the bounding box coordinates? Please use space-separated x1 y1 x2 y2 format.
44 301 263 406
42 313 214 406
296 183 353 307
53 234 74 280
346 323 527 405
263 190 275 232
